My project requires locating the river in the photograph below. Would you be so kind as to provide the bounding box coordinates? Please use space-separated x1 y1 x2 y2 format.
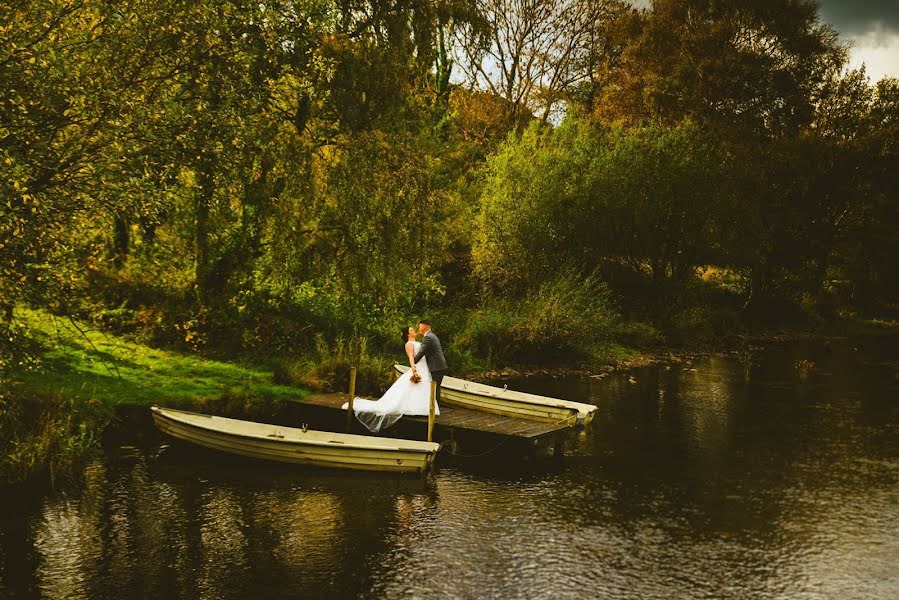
1 336 897 599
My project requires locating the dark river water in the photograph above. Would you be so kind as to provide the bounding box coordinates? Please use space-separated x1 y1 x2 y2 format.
2 337 897 599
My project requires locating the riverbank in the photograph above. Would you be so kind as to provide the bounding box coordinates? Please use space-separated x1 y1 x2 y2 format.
1 309 311 484
469 317 899 382
4 307 897 485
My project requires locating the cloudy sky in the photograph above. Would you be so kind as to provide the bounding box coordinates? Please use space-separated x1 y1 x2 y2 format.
631 0 899 82
818 0 899 81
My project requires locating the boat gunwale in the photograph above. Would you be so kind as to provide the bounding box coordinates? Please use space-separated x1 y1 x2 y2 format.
151 406 439 454
154 422 432 472
154 419 435 468
393 364 596 416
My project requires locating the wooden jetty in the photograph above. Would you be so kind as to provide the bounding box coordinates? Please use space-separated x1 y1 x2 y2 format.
288 391 575 457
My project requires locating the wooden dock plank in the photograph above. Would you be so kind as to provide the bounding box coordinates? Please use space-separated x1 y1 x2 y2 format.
299 392 346 408
288 394 571 441
437 408 495 427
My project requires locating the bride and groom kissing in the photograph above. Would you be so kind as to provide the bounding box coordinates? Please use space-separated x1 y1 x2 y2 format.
345 320 448 433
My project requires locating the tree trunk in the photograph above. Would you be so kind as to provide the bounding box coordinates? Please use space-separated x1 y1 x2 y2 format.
139 214 159 246
112 213 129 268
743 262 769 313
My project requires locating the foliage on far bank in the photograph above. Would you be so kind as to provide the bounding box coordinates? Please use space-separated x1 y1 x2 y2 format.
455 274 625 364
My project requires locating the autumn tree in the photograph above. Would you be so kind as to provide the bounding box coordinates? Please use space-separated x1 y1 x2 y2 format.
598 0 845 140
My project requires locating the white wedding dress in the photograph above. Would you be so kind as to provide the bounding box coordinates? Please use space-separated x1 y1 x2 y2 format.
343 341 440 432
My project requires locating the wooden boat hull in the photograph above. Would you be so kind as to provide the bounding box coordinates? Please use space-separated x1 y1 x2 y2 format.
394 365 595 426
151 406 439 474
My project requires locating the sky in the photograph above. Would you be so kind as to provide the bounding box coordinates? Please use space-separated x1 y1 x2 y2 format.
819 0 899 81
631 0 899 82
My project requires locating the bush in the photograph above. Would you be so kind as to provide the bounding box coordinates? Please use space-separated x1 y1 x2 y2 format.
273 334 396 396
1 390 108 484
616 321 665 348
456 275 620 364
667 305 743 347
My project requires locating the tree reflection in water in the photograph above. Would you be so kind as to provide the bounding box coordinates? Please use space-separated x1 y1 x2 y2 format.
4 336 898 599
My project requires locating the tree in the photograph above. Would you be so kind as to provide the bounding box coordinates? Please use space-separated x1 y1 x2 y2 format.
474 118 730 296
824 76 899 313
454 0 627 123
0 0 197 315
259 130 456 338
598 0 845 140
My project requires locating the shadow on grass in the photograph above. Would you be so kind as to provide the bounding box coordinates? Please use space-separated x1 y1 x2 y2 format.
11 309 310 411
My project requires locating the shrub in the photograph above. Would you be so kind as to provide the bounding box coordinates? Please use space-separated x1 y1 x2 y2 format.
667 305 743 347
457 274 620 364
273 334 395 396
1 390 108 484
616 321 665 348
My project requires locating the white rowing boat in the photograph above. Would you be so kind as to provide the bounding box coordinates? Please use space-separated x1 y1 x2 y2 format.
393 365 597 426
151 406 440 473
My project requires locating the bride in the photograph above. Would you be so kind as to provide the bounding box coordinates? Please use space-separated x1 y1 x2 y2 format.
343 326 440 432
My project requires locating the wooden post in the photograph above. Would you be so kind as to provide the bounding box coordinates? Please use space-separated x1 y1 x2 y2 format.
346 366 357 432
553 440 564 458
427 380 437 442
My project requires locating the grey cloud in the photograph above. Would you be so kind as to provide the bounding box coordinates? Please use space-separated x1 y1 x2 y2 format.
818 0 899 36
627 1 899 37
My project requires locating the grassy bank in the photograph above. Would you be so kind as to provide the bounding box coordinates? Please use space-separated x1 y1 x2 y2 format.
5 300 894 486
1 308 310 484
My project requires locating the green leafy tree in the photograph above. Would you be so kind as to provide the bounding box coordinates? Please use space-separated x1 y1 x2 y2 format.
260 130 456 340
475 118 730 296
0 0 203 365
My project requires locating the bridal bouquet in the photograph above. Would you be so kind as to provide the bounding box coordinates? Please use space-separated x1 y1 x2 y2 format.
410 370 422 384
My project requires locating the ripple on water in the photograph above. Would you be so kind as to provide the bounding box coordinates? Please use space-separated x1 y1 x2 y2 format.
6 339 899 599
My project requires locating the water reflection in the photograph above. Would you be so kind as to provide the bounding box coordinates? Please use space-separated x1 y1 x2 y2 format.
14 451 442 599
2 336 897 598
34 499 93 599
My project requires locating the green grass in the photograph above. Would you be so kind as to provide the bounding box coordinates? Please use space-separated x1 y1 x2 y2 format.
1 308 312 483
9 308 310 409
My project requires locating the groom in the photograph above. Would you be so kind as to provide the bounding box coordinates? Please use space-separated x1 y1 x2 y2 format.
414 319 447 406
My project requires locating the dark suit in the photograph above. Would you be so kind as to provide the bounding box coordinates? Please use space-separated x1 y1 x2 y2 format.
414 330 448 405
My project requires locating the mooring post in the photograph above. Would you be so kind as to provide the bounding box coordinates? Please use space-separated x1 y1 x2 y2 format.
553 440 564 458
428 380 437 442
346 366 357 432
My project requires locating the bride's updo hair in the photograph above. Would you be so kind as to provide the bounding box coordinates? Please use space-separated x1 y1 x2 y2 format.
401 327 411 344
